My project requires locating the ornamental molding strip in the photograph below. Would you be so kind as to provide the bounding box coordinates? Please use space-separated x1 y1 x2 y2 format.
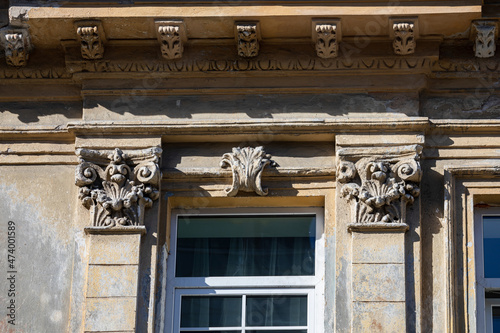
471 20 498 59
338 145 422 226
75 147 162 228
75 21 106 60
313 21 340 59
0 27 31 67
155 20 186 60
236 23 260 58
220 146 275 197
392 22 416 55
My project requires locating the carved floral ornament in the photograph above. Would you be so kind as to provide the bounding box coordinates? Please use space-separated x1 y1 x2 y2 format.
393 22 416 55
472 20 498 59
315 24 338 59
338 146 422 226
0 28 31 67
236 23 260 58
75 147 162 228
220 146 275 197
75 21 105 60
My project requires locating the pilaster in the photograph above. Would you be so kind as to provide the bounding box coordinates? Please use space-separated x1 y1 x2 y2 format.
74 137 162 332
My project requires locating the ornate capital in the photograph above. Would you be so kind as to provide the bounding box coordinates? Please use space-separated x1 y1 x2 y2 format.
75 21 105 60
220 146 274 196
338 145 422 225
393 22 416 55
156 20 185 60
75 147 162 228
314 23 338 59
0 28 31 67
236 23 259 58
472 20 498 59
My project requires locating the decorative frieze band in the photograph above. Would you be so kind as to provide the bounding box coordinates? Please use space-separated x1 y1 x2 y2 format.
338 145 422 226
75 147 162 228
236 23 260 58
220 146 275 196
471 20 498 59
0 27 31 67
75 21 105 60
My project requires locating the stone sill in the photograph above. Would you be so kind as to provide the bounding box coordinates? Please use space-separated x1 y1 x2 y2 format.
348 222 409 233
84 225 147 235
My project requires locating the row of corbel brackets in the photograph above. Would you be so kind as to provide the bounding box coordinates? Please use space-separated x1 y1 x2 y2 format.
0 19 498 67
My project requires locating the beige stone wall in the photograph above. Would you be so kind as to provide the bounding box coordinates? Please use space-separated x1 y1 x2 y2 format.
1 1 499 332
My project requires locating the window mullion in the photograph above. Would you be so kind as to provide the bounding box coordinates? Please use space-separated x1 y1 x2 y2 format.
242 294 246 333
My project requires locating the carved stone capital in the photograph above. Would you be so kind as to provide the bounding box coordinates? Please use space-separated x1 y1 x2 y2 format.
156 20 185 60
75 147 162 228
338 145 422 226
0 28 31 67
236 23 260 58
471 20 498 59
392 22 416 55
314 23 338 59
75 21 105 60
220 146 274 196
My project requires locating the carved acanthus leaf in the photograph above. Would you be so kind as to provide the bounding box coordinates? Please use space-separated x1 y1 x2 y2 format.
393 23 416 55
472 21 497 59
220 146 274 196
236 24 259 58
76 22 105 60
158 25 183 60
315 24 338 59
0 28 31 67
339 146 422 225
75 147 162 228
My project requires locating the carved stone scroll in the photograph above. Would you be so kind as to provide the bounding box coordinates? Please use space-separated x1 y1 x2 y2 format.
220 146 274 196
157 25 183 60
393 23 416 55
75 147 162 228
315 24 338 59
75 21 105 60
338 145 422 225
0 28 31 67
472 20 497 59
236 23 259 58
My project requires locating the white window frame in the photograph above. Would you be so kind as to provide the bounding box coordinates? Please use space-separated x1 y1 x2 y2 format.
475 209 500 333
164 207 325 333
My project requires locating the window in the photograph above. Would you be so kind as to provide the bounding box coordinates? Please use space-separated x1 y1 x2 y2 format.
165 208 325 333
475 212 500 333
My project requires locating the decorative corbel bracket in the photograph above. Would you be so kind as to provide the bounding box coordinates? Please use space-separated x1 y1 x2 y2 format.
390 18 418 56
0 27 31 67
155 20 186 60
75 20 106 60
220 146 275 197
338 145 422 227
75 147 162 228
312 19 341 59
235 22 260 58
471 20 498 59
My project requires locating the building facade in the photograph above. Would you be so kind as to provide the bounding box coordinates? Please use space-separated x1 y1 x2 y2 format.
0 0 499 332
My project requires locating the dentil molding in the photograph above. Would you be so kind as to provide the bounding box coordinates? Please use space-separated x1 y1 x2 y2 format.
75 147 162 228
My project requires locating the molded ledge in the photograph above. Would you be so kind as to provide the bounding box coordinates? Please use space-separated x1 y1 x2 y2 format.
84 225 147 235
348 223 409 233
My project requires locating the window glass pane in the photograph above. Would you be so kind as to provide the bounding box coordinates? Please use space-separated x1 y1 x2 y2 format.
180 331 240 333
483 216 500 278
180 296 242 328
246 296 307 327
176 215 316 277
493 306 500 333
